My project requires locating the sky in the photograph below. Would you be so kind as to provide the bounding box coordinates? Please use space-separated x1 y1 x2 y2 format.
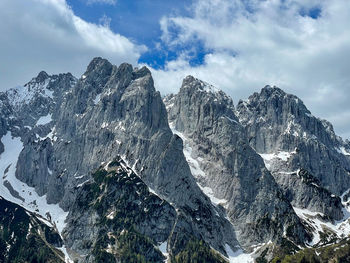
0 0 350 139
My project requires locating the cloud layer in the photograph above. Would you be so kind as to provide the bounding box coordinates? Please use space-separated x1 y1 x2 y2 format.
0 0 144 90
151 0 350 139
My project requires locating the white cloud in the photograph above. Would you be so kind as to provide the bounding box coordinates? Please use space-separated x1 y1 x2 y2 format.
99 14 112 28
0 0 145 90
152 0 350 139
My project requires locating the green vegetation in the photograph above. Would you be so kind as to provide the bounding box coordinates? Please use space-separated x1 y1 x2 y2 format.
108 159 121 168
0 197 63 263
92 169 108 185
79 156 230 263
271 248 319 263
256 238 301 263
171 239 227 263
256 248 268 263
91 228 158 263
270 238 350 263
117 229 157 263
80 157 168 262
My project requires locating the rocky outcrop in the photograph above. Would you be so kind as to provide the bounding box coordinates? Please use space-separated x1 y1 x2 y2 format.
0 196 64 263
164 76 309 248
63 156 176 262
236 86 350 220
0 58 239 260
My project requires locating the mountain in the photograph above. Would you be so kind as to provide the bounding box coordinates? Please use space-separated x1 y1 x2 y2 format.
163 76 308 249
1 58 350 262
0 196 65 263
235 86 350 254
236 85 350 197
0 58 236 262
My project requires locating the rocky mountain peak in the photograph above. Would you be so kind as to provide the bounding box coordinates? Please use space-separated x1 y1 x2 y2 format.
115 63 155 93
3 57 350 262
236 84 350 224
259 84 288 96
85 57 112 75
166 75 238 137
260 84 284 95
81 57 113 88
34 71 50 84
132 65 152 80
181 75 232 103
182 75 217 94
236 85 340 153
165 77 309 248
241 85 311 120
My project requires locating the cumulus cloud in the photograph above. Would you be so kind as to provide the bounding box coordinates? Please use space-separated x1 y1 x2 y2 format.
0 0 145 90
151 0 350 139
99 14 112 28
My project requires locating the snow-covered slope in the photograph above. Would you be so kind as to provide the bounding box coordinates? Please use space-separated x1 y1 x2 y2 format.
0 132 71 262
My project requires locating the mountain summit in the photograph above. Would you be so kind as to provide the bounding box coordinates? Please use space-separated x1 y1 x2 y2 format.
1 58 350 262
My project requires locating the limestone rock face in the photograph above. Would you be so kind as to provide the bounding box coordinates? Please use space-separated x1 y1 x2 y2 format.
164 76 308 248
0 58 238 261
236 86 350 220
3 58 350 261
63 156 177 262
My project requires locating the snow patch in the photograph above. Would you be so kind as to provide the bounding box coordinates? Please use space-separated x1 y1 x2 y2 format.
306 113 314 118
169 123 227 208
259 150 297 170
93 94 101 105
223 116 239 124
0 132 69 243
36 114 52 126
201 81 220 94
101 122 109 128
170 125 205 178
45 88 54 98
284 120 300 137
148 187 158 196
74 174 85 179
114 122 126 132
6 79 53 111
199 186 228 206
26 223 32 239
76 179 90 188
158 241 169 262
293 204 350 246
106 211 116 220
57 246 73 263
225 244 254 263
165 102 174 111
336 146 350 156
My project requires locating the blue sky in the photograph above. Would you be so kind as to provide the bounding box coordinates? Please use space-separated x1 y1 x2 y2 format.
0 0 350 139
64 0 325 69
66 0 185 44
66 0 191 68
